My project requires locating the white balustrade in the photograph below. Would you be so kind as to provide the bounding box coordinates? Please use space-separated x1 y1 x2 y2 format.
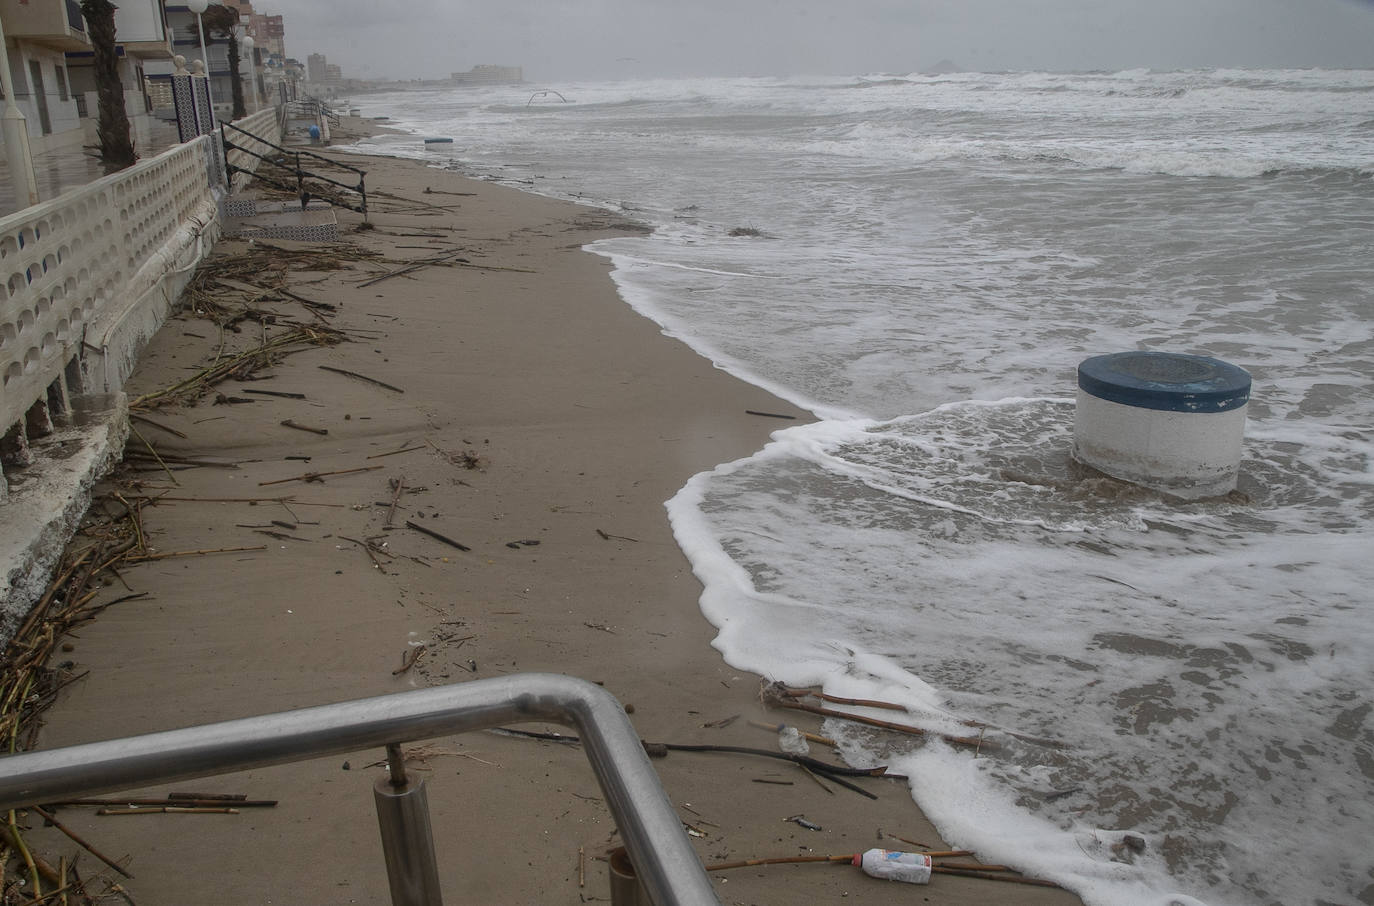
0 110 283 487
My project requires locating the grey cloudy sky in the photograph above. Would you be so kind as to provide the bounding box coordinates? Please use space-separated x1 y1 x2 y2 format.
260 0 1374 81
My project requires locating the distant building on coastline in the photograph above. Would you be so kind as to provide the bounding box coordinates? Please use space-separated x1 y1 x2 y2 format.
450 64 523 86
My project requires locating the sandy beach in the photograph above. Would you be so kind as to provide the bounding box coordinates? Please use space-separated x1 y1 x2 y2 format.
17 121 1083 905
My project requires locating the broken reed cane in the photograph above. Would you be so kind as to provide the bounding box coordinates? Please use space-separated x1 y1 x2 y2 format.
779 685 1064 748
702 851 1060 888
763 686 989 750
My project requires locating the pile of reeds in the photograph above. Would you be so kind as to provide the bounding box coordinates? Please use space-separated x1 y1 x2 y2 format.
129 326 342 412
0 496 150 902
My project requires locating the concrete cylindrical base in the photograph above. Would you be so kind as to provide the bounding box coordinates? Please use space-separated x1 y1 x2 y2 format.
1072 351 1251 499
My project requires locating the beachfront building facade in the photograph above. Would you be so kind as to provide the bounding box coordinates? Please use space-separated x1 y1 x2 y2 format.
65 0 174 148
0 0 170 156
148 2 265 119
451 64 522 86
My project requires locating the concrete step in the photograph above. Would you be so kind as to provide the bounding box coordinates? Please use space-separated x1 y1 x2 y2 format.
222 195 340 242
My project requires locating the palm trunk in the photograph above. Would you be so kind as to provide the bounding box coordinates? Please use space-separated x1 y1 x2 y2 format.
225 33 246 120
79 0 136 171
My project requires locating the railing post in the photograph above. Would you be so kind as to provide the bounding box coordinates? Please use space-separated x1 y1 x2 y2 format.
373 743 443 906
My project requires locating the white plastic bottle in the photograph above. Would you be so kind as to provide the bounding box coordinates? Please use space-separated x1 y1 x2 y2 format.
852 849 932 884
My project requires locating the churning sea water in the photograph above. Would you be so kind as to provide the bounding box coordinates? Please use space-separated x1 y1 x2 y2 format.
346 69 1374 906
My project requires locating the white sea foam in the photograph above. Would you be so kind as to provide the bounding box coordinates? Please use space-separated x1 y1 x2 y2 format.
353 69 1374 906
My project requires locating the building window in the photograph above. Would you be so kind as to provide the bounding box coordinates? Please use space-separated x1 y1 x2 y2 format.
55 67 69 102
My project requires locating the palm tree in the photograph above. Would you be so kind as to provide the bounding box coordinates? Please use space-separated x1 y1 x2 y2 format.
79 0 136 171
202 4 246 120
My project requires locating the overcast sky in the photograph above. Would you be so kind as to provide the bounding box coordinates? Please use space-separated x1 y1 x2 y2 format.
258 0 1374 82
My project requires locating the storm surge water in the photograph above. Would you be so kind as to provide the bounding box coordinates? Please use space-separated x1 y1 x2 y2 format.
347 69 1374 906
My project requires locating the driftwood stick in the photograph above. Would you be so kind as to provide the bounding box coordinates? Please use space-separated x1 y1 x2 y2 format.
404 520 470 552
124 546 266 562
129 425 178 487
768 697 989 750
356 249 469 287
32 807 133 878
781 686 1062 748
935 863 1017 872
391 645 426 676
932 866 1061 887
128 414 187 438
96 807 239 816
259 465 384 486
385 477 405 527
280 419 328 436
49 798 273 809
706 854 853 871
317 365 404 394
243 389 307 399
166 793 248 801
367 445 426 460
340 537 387 574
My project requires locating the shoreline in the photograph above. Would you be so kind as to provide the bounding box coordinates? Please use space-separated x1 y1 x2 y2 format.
20 123 1082 904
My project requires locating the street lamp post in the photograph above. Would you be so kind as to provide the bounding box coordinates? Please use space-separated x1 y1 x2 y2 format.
240 34 259 112
185 0 216 112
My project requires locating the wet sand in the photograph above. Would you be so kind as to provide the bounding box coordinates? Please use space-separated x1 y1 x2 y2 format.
25 122 1083 905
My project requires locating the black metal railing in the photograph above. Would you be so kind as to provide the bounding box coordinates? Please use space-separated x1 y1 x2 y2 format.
221 120 368 219
291 96 340 128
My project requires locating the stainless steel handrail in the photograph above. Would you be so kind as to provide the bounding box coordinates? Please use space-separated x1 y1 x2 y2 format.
0 673 719 905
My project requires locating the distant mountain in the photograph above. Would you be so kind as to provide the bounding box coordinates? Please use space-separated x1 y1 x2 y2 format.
924 59 964 75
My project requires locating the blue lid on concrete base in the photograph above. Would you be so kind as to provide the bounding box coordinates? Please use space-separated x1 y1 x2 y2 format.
1077 352 1251 413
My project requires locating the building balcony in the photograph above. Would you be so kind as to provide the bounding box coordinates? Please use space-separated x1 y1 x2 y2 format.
0 0 90 51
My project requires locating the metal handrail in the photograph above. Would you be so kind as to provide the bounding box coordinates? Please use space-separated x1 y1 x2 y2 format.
0 674 719 905
220 120 369 217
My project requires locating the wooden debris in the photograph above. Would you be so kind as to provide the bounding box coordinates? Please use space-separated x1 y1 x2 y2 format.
403 520 470 552
385 476 405 527
96 807 240 816
706 853 852 871
280 419 328 436
356 250 470 287
52 797 274 808
762 682 990 750
932 866 1062 887
131 327 342 411
129 414 187 438
243 389 307 400
745 410 797 420
124 546 266 562
392 645 427 676
595 528 640 543
32 806 133 878
367 445 426 460
259 465 384 486
317 364 405 394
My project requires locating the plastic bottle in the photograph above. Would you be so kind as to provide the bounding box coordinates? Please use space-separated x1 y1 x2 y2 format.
852 849 932 884
777 725 810 756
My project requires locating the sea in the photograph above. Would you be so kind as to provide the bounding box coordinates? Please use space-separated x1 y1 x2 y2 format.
340 69 1374 906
